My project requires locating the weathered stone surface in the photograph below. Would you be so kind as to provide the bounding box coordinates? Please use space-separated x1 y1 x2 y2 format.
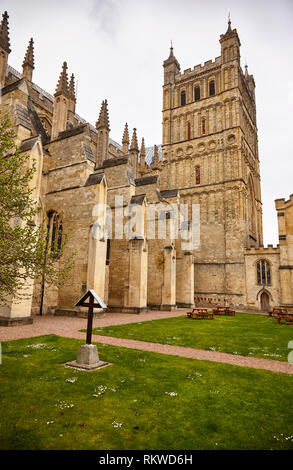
0 14 292 323
65 344 110 371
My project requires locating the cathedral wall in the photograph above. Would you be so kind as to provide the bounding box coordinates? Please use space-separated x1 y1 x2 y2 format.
32 181 106 314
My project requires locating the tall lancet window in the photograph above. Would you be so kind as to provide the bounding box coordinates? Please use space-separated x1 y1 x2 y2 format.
181 91 186 106
47 211 63 255
209 80 215 96
194 86 200 101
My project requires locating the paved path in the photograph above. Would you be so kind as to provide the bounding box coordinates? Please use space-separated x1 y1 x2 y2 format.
1 312 293 375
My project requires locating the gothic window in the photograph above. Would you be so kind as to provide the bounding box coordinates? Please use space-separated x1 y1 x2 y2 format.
202 118 206 135
209 80 215 96
194 86 200 101
187 122 191 140
256 260 271 285
195 165 200 184
47 211 63 254
181 91 186 106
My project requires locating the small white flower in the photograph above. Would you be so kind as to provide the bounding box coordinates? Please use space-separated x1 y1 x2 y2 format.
112 420 122 428
165 391 177 397
65 377 77 383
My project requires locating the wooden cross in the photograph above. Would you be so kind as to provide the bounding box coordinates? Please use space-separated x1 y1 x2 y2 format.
75 290 107 345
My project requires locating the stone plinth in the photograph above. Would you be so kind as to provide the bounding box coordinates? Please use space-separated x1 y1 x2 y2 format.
65 344 110 371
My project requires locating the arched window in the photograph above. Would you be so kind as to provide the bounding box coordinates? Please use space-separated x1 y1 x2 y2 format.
47 211 63 254
209 80 215 96
202 118 206 135
194 86 200 101
181 91 186 106
195 165 200 184
256 260 271 285
187 122 191 140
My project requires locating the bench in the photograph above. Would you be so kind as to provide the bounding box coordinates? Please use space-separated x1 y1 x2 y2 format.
186 308 213 320
268 308 289 317
274 312 293 325
212 306 235 316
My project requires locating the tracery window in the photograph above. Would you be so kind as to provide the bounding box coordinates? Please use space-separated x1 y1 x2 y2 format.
47 211 63 254
256 260 271 285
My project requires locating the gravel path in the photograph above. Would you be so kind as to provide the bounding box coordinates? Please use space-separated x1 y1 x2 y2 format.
1 312 293 375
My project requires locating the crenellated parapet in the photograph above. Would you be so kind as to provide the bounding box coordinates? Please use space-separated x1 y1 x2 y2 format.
175 56 222 83
245 245 280 255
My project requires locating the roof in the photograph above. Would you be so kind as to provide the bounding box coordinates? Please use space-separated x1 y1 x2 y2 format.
100 156 128 169
75 289 107 308
135 175 159 186
160 189 179 198
55 125 85 141
84 173 105 187
130 194 146 205
19 135 40 152
16 103 31 130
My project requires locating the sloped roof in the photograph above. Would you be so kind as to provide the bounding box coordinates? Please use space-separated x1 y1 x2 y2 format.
84 173 105 187
19 135 40 152
75 289 107 308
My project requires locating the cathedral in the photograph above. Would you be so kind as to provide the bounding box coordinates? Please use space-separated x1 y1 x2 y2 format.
0 11 292 326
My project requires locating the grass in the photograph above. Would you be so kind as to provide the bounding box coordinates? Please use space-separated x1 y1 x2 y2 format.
0 334 293 450
89 313 293 361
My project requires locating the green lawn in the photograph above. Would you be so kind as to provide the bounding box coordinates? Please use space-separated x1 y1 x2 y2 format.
0 334 293 450
89 313 293 361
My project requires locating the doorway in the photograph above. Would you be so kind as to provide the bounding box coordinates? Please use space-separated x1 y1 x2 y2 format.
260 292 270 311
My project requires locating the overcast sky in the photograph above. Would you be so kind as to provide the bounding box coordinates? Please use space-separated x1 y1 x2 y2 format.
2 0 293 245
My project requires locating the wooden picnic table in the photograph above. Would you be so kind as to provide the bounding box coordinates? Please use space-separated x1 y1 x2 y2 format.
186 308 213 320
212 306 235 316
268 307 289 317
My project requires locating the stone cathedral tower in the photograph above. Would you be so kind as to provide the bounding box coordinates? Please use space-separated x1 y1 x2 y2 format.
160 19 263 306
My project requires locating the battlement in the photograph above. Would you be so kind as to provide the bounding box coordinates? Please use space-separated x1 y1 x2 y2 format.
245 244 280 254
275 193 293 209
176 56 222 81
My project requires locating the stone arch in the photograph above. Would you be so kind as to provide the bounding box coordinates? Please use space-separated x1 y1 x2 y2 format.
257 288 272 312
